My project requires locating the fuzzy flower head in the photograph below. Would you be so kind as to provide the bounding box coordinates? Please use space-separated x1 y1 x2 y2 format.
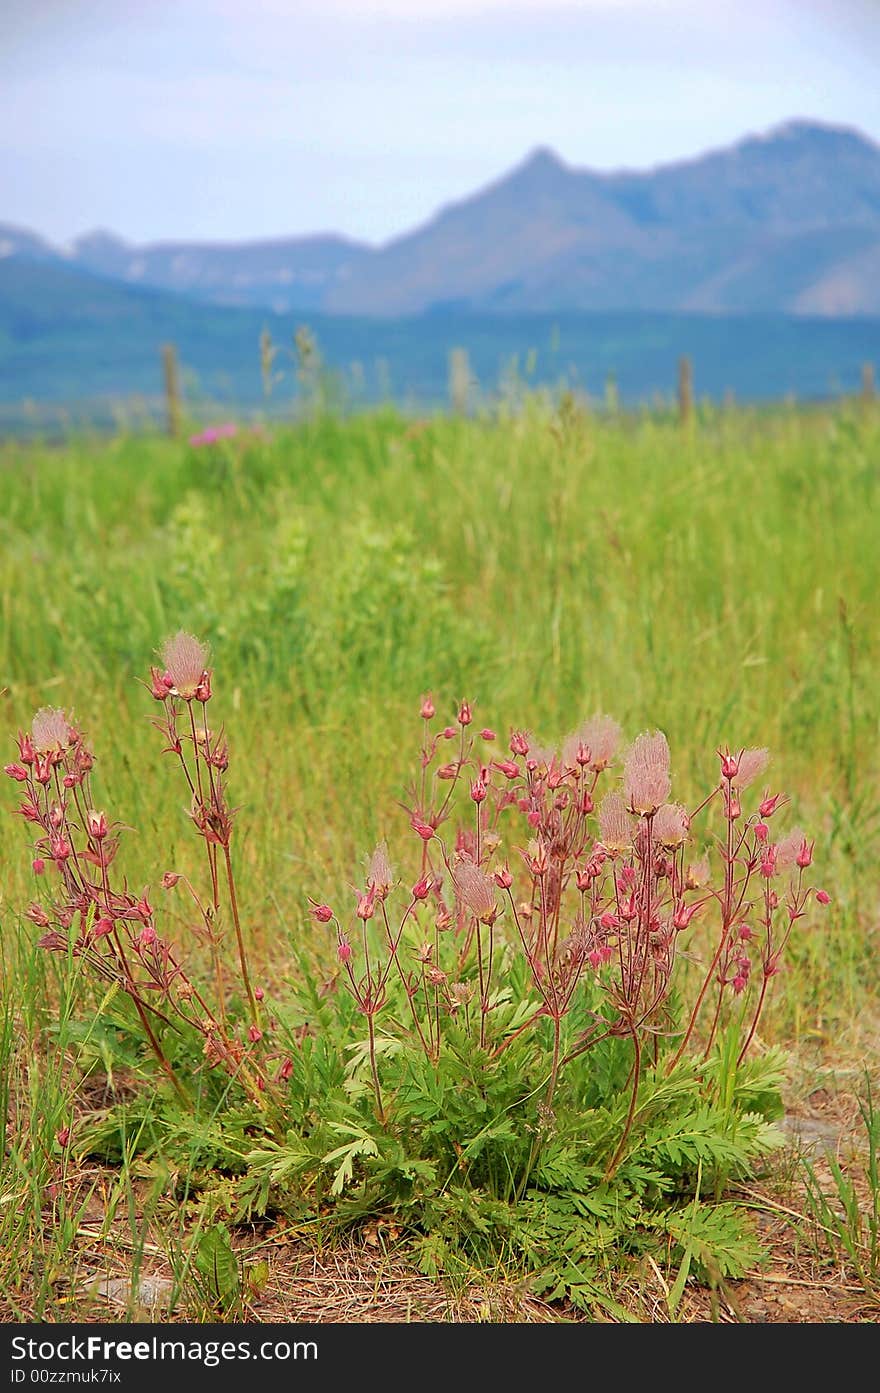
31 708 75 755
598 792 633 855
453 860 498 924
570 714 622 772
736 747 770 791
776 826 808 869
653 802 690 848
624 731 671 816
160 631 211 700
367 841 394 899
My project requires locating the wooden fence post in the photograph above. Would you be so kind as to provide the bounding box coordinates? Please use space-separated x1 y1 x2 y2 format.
448 347 471 415
161 343 182 438
677 355 693 424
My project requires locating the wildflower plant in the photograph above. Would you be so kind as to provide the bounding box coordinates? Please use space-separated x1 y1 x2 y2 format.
5 639 831 1307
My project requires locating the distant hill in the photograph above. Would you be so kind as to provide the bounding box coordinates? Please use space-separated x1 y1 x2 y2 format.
2 256 880 428
5 119 880 317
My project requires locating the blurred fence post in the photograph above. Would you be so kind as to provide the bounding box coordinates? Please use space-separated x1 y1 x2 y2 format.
162 343 182 438
448 347 471 415
862 361 876 402
677 355 693 424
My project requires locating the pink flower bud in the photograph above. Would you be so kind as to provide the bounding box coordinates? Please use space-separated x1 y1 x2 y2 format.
672 900 701 931
588 948 603 969
760 848 778 879
139 925 157 947
279 1057 294 1081
419 694 435 720
4 763 28 782
161 872 181 889
754 822 769 843
93 917 114 939
310 902 334 923
337 938 352 964
579 791 594 815
527 809 540 828
759 793 784 819
412 876 431 901
86 809 108 840
17 732 35 766
254 986 265 1002
437 762 459 779
719 749 739 781
149 665 170 701
356 892 375 921
599 911 618 931
470 778 487 804
815 889 830 905
510 730 530 757
575 867 590 892
248 1024 263 1043
50 836 71 862
494 865 513 890
796 838 814 869
480 728 496 742
27 903 50 928
457 700 472 727
494 760 520 780
56 1127 71 1149
411 818 435 842
195 671 212 703
32 857 45 876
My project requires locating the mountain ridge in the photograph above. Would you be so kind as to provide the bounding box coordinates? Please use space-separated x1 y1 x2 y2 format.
4 119 880 316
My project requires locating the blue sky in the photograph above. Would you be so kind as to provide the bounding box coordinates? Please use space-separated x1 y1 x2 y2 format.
2 0 879 246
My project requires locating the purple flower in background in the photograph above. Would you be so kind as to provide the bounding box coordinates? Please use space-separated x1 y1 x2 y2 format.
188 422 238 448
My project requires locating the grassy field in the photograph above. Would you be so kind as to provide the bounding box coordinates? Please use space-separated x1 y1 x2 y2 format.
1 396 878 1321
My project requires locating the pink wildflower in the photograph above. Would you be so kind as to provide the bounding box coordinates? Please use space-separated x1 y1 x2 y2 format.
31 708 73 754
624 731 671 815
653 802 689 848
598 792 633 854
160 631 211 701
454 861 498 924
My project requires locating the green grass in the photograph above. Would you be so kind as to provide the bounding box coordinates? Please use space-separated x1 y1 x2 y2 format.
1 396 878 1318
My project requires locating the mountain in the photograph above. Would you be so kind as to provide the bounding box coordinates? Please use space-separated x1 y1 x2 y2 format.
67 230 371 312
322 122 880 315
6 120 880 317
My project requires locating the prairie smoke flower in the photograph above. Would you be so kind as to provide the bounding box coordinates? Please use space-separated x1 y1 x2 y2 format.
598 792 633 854
815 889 830 905
685 855 710 889
367 841 394 898
509 730 530 757
759 792 785 819
419 694 435 720
457 700 472 726
624 731 671 815
310 902 333 923
480 728 496 741
86 809 108 841
454 861 498 924
449 981 475 1009
564 714 621 772
160 631 211 700
189 423 237 448
31 708 74 754
653 802 689 848
736 747 770 790
776 827 807 869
